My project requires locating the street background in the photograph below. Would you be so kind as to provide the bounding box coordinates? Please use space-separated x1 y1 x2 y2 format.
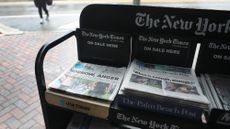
0 0 230 32
1 0 230 129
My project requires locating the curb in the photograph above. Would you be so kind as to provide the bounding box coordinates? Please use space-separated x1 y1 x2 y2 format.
0 23 24 36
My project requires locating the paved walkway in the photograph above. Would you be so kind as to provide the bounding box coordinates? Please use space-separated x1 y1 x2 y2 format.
0 32 77 129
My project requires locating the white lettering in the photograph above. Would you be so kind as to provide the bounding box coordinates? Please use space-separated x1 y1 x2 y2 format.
135 13 230 36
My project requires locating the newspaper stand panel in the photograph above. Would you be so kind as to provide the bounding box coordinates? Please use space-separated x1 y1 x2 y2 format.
35 4 230 129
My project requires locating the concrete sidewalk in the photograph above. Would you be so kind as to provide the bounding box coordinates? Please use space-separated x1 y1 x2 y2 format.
0 31 77 129
0 0 83 32
0 14 80 32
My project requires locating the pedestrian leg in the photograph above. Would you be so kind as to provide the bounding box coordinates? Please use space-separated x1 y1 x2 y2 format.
43 5 49 20
38 6 44 24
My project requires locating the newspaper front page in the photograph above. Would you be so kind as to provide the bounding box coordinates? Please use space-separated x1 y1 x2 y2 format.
122 60 210 106
49 61 126 101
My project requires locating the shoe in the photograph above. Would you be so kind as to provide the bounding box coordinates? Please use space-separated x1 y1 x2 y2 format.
46 15 49 21
40 19 44 24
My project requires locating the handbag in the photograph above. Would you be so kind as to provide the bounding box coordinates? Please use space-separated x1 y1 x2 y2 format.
47 0 53 6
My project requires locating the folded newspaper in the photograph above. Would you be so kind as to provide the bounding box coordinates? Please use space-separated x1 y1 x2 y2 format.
122 59 210 109
48 61 126 101
203 74 230 110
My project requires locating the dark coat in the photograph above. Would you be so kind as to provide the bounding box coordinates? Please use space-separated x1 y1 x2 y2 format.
34 0 47 7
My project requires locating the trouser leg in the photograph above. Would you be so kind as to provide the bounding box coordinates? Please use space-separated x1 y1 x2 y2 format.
42 5 49 18
38 6 43 19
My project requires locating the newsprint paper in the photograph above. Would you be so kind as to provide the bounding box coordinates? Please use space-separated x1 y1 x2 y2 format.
122 60 210 109
48 61 126 101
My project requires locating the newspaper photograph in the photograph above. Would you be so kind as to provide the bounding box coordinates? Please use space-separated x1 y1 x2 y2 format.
122 59 210 105
49 61 126 101
130 74 162 89
164 81 199 95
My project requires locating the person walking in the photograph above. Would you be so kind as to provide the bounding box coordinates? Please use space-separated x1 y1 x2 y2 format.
34 0 50 24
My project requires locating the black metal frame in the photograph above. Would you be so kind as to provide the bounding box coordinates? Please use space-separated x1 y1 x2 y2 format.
35 31 76 129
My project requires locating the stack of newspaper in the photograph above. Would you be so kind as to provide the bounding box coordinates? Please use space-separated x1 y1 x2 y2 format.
118 59 210 121
199 74 230 111
48 61 126 101
46 61 126 118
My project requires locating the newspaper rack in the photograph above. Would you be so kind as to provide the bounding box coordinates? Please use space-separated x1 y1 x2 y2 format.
35 4 230 129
